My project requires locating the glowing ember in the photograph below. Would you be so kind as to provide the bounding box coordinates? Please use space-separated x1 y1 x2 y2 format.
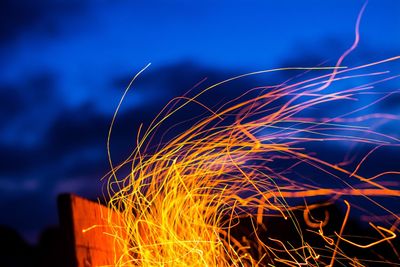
103 7 399 266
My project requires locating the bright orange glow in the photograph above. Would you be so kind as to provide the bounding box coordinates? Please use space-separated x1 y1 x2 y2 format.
103 9 399 263
101 55 400 266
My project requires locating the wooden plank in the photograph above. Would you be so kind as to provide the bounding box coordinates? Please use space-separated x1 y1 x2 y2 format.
58 194 124 267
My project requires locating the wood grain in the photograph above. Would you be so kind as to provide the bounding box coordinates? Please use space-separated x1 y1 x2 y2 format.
58 194 124 267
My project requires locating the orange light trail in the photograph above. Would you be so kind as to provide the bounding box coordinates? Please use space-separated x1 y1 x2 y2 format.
100 54 400 266
101 6 400 264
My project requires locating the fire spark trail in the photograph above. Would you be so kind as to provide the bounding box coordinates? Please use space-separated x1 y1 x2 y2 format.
103 54 400 266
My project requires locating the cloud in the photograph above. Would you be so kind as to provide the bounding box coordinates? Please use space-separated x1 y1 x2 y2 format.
0 0 86 44
0 61 260 241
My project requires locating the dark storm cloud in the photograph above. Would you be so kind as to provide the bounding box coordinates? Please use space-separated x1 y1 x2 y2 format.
0 62 243 188
0 60 270 203
0 62 250 244
0 72 57 116
0 145 40 176
0 73 58 148
0 0 86 43
44 105 108 155
0 85 25 120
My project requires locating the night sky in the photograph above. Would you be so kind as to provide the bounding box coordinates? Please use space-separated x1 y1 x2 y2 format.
1 0 399 245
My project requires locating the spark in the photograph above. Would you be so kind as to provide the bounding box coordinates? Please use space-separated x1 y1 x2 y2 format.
101 56 400 266
99 4 400 264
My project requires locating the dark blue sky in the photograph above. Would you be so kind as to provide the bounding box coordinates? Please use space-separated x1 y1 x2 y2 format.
0 0 399 244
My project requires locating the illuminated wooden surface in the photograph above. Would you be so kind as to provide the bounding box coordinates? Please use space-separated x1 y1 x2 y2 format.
58 194 123 267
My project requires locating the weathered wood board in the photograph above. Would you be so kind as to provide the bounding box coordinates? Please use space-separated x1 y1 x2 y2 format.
58 194 124 267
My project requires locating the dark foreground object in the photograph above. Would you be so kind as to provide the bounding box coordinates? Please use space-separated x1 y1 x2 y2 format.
227 205 400 266
0 225 64 267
